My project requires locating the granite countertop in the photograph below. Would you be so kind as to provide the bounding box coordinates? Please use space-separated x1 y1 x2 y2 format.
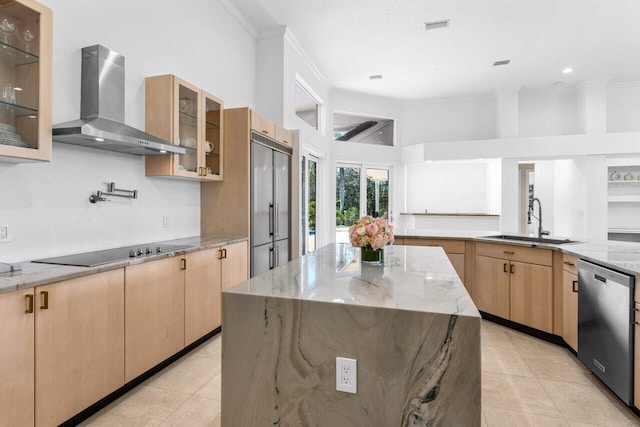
0 235 247 295
396 229 640 276
225 243 480 318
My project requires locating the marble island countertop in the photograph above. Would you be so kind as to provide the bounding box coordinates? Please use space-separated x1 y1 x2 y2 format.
225 243 480 318
0 235 247 295
396 228 640 276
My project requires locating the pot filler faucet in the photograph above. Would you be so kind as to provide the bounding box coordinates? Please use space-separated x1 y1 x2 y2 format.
527 197 549 238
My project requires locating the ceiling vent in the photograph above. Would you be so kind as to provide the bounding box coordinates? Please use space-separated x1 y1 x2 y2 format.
493 60 511 66
424 20 450 30
369 74 383 80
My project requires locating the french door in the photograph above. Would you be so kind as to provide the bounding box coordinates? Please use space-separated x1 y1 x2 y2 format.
301 154 318 254
335 164 391 243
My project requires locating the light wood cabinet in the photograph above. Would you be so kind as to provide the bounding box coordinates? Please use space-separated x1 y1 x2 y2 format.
185 249 222 346
275 123 294 147
635 282 640 410
145 74 223 181
0 289 34 427
35 269 125 427
0 0 52 163
509 260 553 332
220 241 249 292
562 269 579 351
474 255 510 319
250 110 276 138
125 257 185 382
474 244 553 333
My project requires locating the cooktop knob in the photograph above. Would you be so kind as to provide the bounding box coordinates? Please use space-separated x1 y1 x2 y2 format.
129 250 136 257
156 246 162 253
145 247 152 255
136 249 143 256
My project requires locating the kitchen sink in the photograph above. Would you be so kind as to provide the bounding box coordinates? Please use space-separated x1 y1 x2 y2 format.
483 235 578 245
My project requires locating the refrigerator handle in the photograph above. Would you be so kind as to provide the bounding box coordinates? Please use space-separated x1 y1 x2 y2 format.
275 202 280 238
275 243 280 266
269 204 274 237
269 246 274 269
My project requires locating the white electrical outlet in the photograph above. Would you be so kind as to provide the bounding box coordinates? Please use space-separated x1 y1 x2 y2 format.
0 224 10 243
162 215 170 228
336 357 357 393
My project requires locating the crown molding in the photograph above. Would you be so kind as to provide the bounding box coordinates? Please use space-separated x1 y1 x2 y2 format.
283 27 326 87
218 0 258 38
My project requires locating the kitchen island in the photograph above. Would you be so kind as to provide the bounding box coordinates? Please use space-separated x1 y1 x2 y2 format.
221 243 481 426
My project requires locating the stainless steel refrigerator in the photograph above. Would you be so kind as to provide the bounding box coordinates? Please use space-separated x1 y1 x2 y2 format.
251 132 291 277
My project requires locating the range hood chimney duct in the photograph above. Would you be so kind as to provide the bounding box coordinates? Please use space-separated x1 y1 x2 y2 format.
52 45 184 156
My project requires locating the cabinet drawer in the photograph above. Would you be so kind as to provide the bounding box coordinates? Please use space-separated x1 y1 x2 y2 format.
476 242 552 266
275 124 294 147
402 238 465 254
251 110 276 138
562 254 579 275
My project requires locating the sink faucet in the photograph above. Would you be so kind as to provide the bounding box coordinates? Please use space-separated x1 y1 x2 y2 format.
527 197 549 238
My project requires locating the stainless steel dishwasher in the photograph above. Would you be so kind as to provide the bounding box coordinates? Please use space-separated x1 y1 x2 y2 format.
578 259 635 405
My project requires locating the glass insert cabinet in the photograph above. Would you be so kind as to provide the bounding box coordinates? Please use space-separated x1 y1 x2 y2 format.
0 0 52 162
145 74 223 181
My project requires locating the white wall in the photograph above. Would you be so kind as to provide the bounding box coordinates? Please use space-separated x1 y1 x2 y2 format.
0 0 256 262
401 96 497 145
608 82 640 133
519 88 579 137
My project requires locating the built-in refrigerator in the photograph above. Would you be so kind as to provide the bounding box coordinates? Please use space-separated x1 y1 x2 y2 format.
251 132 291 277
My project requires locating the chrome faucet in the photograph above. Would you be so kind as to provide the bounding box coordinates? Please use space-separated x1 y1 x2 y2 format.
527 197 549 238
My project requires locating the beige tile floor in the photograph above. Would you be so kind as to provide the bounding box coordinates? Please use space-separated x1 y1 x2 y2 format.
81 320 640 426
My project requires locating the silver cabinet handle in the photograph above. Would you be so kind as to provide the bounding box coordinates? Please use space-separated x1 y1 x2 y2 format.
275 202 280 238
275 244 279 266
269 246 274 270
269 204 274 237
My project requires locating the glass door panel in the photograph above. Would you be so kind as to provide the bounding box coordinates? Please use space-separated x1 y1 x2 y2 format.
203 93 222 179
366 168 389 219
336 165 361 243
177 84 199 174
308 159 317 252
0 1 42 152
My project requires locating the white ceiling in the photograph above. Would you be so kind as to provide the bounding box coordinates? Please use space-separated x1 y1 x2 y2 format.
228 0 640 100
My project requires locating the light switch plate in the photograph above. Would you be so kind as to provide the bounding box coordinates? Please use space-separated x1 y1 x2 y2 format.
336 356 357 393
0 224 10 242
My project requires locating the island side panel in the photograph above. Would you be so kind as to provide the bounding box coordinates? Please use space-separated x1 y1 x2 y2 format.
221 293 480 426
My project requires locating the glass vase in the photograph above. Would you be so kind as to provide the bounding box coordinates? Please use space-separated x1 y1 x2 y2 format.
361 246 383 265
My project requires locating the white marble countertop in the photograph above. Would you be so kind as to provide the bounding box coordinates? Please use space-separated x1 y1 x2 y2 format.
0 235 247 294
225 243 480 318
396 229 640 276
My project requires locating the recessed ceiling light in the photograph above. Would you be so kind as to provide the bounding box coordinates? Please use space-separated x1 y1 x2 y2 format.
160 150 167 153
369 74 383 80
424 20 449 31
95 137 104 142
562 67 573 74
493 60 511 66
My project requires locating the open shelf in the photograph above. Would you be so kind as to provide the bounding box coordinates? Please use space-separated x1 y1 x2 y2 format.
0 40 39 66
0 100 38 117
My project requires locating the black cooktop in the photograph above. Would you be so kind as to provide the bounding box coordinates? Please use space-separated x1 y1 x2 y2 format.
33 243 192 267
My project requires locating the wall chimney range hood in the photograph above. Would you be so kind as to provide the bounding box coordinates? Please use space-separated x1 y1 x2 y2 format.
52 45 184 156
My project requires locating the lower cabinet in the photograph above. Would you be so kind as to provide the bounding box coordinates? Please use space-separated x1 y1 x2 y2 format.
474 243 553 333
125 257 185 382
221 241 249 292
35 269 125 427
562 255 579 351
185 248 222 346
0 289 35 427
396 238 466 282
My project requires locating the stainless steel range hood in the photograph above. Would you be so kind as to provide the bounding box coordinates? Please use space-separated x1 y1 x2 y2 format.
52 45 185 156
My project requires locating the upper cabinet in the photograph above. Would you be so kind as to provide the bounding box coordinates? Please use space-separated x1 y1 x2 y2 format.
250 110 293 148
145 74 223 181
0 0 52 163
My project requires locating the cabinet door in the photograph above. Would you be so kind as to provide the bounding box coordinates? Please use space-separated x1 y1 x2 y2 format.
0 289 34 427
510 261 553 333
185 249 222 346
275 124 293 147
202 91 223 181
251 110 275 138
174 77 202 179
125 257 185 382
474 255 510 318
0 0 52 162
274 150 290 241
35 269 124 427
222 241 249 291
563 270 579 351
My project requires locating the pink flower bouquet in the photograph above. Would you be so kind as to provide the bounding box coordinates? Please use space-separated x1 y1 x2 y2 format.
348 215 394 250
